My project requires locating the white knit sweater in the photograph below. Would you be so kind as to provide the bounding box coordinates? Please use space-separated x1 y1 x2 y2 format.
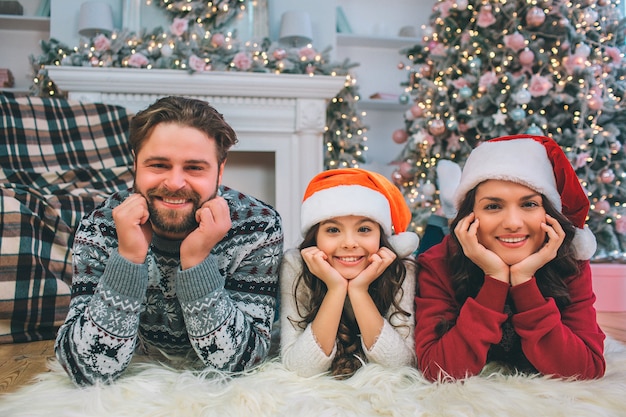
279 249 416 377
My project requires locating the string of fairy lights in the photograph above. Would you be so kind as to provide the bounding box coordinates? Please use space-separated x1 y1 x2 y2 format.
29 0 368 170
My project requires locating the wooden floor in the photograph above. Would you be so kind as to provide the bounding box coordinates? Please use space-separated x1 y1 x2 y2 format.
0 312 624 395
0 339 55 394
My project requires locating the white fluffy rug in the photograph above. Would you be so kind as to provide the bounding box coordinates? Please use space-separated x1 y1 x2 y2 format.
2 338 626 417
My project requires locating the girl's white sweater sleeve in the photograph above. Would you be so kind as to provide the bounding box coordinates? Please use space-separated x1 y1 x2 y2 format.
279 249 336 377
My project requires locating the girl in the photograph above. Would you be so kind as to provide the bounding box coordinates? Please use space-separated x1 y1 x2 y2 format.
280 168 420 378
415 134 606 381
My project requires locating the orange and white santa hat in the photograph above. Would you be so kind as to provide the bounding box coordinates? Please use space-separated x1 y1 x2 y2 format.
301 168 419 257
453 134 597 260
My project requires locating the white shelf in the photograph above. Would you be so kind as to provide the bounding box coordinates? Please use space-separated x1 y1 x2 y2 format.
0 14 49 31
357 99 410 111
336 33 420 49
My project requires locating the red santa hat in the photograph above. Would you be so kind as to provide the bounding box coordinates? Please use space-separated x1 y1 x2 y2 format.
453 134 597 260
301 168 419 257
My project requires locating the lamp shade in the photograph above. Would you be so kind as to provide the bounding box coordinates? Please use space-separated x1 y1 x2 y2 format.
279 10 313 47
78 1 114 37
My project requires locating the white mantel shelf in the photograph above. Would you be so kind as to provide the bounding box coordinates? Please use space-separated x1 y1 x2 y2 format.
46 66 346 248
45 67 345 99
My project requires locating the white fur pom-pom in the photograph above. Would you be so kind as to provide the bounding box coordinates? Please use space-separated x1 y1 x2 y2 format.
389 232 420 258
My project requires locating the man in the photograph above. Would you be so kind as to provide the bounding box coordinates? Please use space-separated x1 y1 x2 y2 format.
55 96 283 386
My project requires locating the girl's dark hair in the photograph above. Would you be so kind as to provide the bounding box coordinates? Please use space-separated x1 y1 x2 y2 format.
436 183 580 336
293 223 412 378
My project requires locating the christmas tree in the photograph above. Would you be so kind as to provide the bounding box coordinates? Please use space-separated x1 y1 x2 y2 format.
324 74 369 169
393 0 626 260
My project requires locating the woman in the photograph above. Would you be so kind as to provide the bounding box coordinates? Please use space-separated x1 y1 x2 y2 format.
280 168 420 378
415 134 606 381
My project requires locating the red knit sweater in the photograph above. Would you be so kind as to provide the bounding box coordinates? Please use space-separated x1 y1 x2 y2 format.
415 235 606 381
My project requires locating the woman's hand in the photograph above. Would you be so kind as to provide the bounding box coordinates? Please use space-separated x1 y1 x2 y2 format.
510 214 565 286
455 212 510 283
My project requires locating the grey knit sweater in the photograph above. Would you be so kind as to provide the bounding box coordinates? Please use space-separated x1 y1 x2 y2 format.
55 187 283 386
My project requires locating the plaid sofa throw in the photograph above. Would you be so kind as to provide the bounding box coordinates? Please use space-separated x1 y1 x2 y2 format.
0 92 134 343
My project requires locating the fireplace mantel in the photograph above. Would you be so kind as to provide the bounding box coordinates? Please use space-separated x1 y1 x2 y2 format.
46 67 345 248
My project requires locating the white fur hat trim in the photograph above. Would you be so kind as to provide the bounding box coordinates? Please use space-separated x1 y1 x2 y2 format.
301 185 392 236
453 139 562 211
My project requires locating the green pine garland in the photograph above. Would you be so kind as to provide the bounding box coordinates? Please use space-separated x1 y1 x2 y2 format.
29 1 367 170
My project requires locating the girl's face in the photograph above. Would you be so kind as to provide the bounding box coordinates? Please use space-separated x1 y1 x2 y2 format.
315 215 381 279
473 180 547 265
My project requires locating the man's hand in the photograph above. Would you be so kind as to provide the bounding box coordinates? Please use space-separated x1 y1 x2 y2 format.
113 193 153 264
180 196 231 270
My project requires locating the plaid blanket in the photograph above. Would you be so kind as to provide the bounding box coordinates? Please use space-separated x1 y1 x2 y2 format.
0 92 134 343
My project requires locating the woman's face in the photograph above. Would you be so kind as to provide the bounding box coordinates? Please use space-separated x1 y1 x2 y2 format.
315 215 381 279
473 180 547 265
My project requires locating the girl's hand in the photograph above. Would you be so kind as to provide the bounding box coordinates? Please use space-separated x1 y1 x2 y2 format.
349 247 396 292
510 214 565 286
455 212 510 283
300 246 348 291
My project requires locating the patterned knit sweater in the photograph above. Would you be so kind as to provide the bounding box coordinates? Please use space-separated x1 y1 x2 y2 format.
55 186 283 386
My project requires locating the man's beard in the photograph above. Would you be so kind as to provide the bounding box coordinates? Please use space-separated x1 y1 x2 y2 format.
145 188 201 236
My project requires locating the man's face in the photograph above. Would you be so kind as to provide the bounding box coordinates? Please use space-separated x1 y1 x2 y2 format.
133 122 224 240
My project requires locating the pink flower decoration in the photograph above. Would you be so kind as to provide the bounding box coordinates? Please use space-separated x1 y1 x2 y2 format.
615 216 626 235
594 200 611 213
528 74 552 97
476 7 496 28
211 33 225 48
233 52 252 70
436 0 454 18
298 46 317 61
452 78 470 89
127 53 149 68
563 54 586 75
574 152 591 169
170 17 189 37
188 54 207 72
93 34 111 52
504 32 526 52
605 47 622 66
430 43 447 56
479 71 498 90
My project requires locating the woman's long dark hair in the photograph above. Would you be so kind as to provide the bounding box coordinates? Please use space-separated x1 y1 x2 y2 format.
437 185 580 337
292 223 412 378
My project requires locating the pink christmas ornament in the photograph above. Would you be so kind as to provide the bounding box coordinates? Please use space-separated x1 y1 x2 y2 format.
519 49 535 65
410 104 424 118
428 119 446 136
599 168 616 183
526 6 546 27
399 162 413 179
392 129 409 144
391 170 404 186
588 95 604 111
211 33 225 48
